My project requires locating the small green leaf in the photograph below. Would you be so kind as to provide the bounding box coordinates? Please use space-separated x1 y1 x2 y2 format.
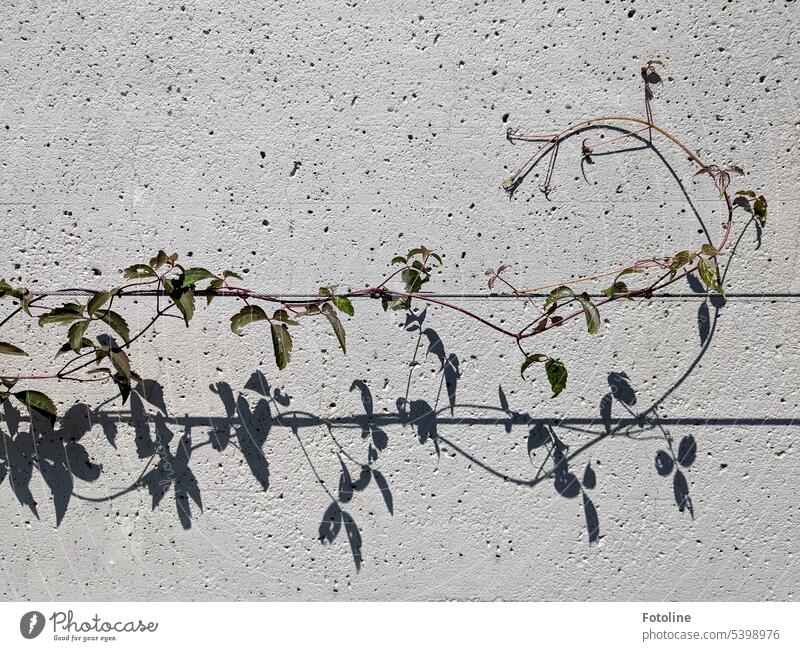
333 295 355 317
149 250 168 270
271 322 293 369
206 278 224 305
601 281 628 298
272 309 299 325
322 304 346 354
68 320 90 353
544 285 575 310
110 348 132 381
390 256 406 265
735 190 756 198
230 305 268 334
96 310 131 344
14 390 57 424
164 280 194 326
181 267 218 287
222 270 243 281
697 258 723 294
318 286 332 297
753 195 767 227
87 291 111 316
0 342 28 356
38 304 84 326
55 338 93 358
700 244 718 257
112 371 132 405
401 268 424 293
669 250 696 277
576 292 601 335
545 358 568 398
122 264 157 279
520 353 548 379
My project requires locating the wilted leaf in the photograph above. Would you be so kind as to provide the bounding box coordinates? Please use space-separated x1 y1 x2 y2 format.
270 322 293 369
545 358 567 397
230 305 268 334
753 195 767 227
0 342 27 356
322 304 346 354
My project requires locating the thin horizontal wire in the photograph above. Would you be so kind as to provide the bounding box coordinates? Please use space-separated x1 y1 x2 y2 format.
27 290 800 301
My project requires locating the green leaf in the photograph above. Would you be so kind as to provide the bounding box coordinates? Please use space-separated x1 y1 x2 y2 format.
333 295 355 317
0 342 28 356
87 291 111 316
122 264 157 279
38 304 84 326
206 278 224 305
163 280 194 326
544 285 575 310
697 258 723 294
110 348 132 381
318 286 332 297
601 281 628 299
753 195 767 227
401 268 424 293
700 244 718 257
96 309 131 344
390 256 406 265
181 267 218 287
270 322 293 369
14 390 57 424
272 309 299 325
669 250 696 277
230 305 268 334
545 358 568 398
55 338 93 358
68 320 90 354
149 250 168 270
112 371 132 405
735 190 756 198
576 292 601 335
520 354 548 379
616 267 645 280
222 270 243 281
322 304 346 354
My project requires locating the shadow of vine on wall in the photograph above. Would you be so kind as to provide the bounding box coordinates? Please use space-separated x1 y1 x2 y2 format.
0 125 767 570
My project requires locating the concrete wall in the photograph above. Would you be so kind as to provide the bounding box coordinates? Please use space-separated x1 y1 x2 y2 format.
0 0 797 600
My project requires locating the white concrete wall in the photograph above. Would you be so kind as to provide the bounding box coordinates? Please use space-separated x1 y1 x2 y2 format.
0 0 798 600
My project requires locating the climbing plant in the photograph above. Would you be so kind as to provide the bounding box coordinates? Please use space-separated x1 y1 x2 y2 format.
0 61 768 425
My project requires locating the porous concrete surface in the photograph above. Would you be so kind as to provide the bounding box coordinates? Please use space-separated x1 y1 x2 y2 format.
0 0 798 600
